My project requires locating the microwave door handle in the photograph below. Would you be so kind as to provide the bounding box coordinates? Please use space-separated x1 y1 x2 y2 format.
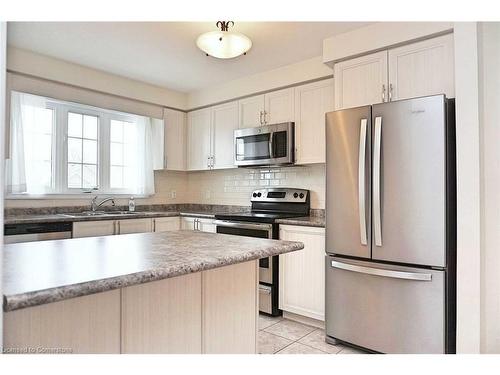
268 132 274 158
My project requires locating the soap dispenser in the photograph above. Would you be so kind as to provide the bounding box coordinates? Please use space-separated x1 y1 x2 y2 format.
128 197 135 212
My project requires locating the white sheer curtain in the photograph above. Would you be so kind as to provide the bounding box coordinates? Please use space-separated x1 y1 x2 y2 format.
6 91 52 194
127 115 155 196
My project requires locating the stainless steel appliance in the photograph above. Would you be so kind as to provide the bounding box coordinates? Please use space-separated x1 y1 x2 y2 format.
4 222 73 244
234 122 294 167
215 188 310 315
325 95 456 354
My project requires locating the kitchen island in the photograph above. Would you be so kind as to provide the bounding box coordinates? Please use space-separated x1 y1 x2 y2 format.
2 230 303 354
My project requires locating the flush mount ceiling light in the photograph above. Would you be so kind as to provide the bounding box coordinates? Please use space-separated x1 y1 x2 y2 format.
196 21 252 59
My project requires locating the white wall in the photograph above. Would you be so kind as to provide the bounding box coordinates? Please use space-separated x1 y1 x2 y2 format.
453 22 482 354
478 22 500 354
323 22 453 64
188 56 332 109
7 47 188 110
4 170 188 209
0 21 6 350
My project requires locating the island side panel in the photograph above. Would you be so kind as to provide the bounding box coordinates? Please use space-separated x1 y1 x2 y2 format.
3 289 121 354
121 272 202 354
202 260 258 354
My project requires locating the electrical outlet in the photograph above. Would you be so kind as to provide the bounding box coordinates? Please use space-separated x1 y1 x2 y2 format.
170 190 177 199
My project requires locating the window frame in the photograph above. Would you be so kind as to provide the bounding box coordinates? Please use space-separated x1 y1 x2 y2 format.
6 93 154 199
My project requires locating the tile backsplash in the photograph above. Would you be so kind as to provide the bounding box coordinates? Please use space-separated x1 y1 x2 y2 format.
5 165 325 209
187 164 325 208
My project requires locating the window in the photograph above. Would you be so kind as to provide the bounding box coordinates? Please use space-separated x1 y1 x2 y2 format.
67 112 99 189
7 91 156 197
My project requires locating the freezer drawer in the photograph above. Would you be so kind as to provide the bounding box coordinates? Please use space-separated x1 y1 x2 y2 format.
325 256 445 353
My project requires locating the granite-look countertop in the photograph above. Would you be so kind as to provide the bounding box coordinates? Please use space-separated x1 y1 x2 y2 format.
276 216 325 228
4 211 215 225
3 230 303 312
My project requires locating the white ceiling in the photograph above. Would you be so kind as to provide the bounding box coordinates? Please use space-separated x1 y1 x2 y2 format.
7 22 370 93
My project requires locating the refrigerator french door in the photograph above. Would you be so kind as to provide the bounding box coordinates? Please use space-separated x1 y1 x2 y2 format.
325 95 456 354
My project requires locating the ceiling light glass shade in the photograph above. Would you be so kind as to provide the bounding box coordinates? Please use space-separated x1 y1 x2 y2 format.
196 31 252 59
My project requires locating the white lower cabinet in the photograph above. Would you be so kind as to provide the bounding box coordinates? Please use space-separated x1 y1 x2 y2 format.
153 217 181 232
72 220 117 238
181 217 216 233
116 218 152 234
279 224 326 321
73 218 155 238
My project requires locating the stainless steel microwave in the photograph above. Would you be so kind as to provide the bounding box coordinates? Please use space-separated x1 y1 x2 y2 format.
234 122 294 167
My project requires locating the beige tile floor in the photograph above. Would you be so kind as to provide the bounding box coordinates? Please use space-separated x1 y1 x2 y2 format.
258 314 369 354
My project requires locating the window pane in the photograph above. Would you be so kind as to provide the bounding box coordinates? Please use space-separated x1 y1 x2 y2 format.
110 166 123 188
68 112 82 138
68 163 82 188
110 120 123 142
68 137 82 163
82 164 97 189
83 139 97 164
110 142 123 166
83 115 98 139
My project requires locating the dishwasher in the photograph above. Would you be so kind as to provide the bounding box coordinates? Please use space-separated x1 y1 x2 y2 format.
4 222 73 244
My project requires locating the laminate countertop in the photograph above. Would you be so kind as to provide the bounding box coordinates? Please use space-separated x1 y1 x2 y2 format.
3 211 216 225
275 216 325 228
2 230 304 312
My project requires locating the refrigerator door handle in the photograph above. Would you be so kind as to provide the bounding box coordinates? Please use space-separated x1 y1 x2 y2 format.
358 118 368 245
330 260 432 281
373 116 383 246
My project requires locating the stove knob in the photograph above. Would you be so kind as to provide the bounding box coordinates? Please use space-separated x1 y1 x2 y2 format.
253 192 257 198
293 192 299 198
257 192 262 197
299 193 304 199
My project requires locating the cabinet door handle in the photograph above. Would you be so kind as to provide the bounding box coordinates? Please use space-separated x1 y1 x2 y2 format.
259 111 263 125
153 219 156 232
263 110 268 124
389 83 393 102
207 156 210 169
381 84 386 102
117 221 121 234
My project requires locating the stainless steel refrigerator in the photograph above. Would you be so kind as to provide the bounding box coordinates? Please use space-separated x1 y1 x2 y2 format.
325 94 456 354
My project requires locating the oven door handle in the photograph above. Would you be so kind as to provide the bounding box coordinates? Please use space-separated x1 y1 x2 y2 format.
268 132 274 159
214 220 273 232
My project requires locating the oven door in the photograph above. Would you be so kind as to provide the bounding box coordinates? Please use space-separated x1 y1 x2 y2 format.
214 220 274 284
234 122 294 167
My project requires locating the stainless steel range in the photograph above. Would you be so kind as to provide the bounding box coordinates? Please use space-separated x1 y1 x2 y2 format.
214 188 310 316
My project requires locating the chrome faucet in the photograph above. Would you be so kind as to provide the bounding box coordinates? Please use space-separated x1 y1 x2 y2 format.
90 196 116 212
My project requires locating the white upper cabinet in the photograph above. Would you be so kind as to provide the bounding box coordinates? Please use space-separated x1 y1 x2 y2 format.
164 108 187 171
264 87 294 125
237 88 294 128
334 34 455 110
238 95 265 128
211 101 238 169
334 51 388 110
294 79 334 164
187 108 212 171
388 34 454 101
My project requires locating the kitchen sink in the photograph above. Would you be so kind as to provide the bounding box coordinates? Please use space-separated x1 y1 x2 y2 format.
59 211 140 218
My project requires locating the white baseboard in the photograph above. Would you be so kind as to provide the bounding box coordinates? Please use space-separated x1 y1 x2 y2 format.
282 311 325 330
